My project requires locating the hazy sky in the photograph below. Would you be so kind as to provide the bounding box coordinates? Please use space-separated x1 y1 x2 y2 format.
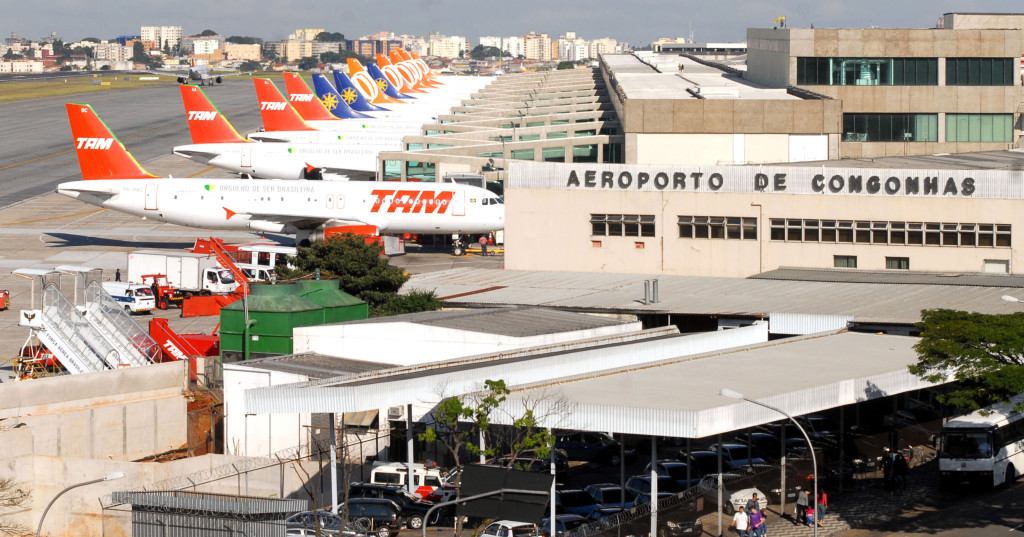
3 0 1022 47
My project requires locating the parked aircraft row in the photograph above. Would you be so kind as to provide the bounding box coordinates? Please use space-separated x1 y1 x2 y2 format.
57 50 505 243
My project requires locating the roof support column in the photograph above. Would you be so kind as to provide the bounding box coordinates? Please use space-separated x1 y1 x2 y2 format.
651 435 658 537
717 433 724 537
407 403 415 496
330 413 339 514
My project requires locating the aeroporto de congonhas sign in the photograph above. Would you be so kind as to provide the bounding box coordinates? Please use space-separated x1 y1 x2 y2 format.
508 162 1024 199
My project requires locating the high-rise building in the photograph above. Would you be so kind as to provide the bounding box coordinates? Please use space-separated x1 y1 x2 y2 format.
524 32 553 61
140 26 182 51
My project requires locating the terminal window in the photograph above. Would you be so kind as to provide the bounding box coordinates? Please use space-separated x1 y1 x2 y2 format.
678 216 757 240
842 114 938 142
797 57 937 86
770 219 1010 247
591 214 655 237
945 114 1013 143
945 58 1014 86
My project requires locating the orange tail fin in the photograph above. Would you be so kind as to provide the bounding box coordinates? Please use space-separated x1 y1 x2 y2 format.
66 103 157 180
179 85 248 144
283 72 341 122
347 58 402 104
253 78 316 132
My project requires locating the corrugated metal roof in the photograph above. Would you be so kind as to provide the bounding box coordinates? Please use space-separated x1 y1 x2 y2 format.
336 306 629 337
236 352 396 379
754 267 1024 287
403 268 1024 325
489 331 935 438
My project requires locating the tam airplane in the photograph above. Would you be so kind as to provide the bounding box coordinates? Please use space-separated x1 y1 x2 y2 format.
56 103 504 244
174 85 403 180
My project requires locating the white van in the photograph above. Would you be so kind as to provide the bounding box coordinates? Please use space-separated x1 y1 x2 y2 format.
369 462 446 501
101 282 156 314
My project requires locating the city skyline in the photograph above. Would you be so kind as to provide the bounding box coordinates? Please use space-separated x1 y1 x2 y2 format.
4 0 1023 48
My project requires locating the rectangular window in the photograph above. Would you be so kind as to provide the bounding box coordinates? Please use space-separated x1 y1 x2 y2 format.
946 114 1013 143
681 215 752 240
769 219 1008 248
573 145 598 163
596 214 655 237
834 255 858 268
843 113 938 142
886 257 910 270
510 149 534 160
382 160 402 181
542 147 565 162
797 57 937 86
946 58 1014 86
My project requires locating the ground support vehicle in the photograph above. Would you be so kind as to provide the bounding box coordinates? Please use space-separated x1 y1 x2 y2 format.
127 250 238 295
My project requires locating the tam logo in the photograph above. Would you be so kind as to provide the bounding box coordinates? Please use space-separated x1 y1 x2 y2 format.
187 111 217 121
162 340 189 362
370 189 454 214
289 94 315 102
260 102 288 111
75 137 114 150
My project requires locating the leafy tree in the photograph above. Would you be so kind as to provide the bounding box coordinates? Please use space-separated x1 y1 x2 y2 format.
82 37 100 43
297 56 320 70
911 308 1024 412
315 31 345 42
226 36 263 45
131 41 148 63
199 29 218 36
280 233 441 317
238 60 262 72
470 45 501 60
59 64 73 71
0 473 31 536
100 64 111 70
557 61 575 70
2 49 21 60
319 51 344 64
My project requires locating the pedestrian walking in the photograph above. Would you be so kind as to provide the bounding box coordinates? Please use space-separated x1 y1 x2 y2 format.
479 235 488 255
745 493 759 517
729 505 749 537
795 487 809 525
115 268 121 282
749 506 766 537
893 452 909 494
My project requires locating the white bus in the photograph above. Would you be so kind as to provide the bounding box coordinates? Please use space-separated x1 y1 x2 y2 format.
938 393 1024 488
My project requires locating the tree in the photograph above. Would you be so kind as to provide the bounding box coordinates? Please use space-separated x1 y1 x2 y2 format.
315 31 345 42
0 474 31 537
297 56 320 70
226 36 263 45
319 51 343 64
199 29 218 36
131 41 148 63
470 45 501 60
239 59 262 72
557 61 575 70
280 233 442 317
911 308 1024 412
100 64 111 70
2 49 20 60
82 37 100 43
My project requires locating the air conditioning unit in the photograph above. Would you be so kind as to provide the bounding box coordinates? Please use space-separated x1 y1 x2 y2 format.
388 406 404 420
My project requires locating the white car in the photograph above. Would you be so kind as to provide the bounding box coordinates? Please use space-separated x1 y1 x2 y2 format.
479 520 541 537
697 474 768 515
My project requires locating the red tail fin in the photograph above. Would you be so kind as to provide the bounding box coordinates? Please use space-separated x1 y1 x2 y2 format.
253 78 316 132
283 72 340 122
179 85 248 144
66 103 157 180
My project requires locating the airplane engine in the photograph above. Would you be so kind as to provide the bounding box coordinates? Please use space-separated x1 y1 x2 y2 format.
215 76 223 84
177 76 186 84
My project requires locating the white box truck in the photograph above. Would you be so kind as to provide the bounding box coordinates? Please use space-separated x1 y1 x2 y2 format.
127 250 239 295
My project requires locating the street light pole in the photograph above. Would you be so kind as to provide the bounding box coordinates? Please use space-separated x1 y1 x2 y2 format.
720 388 817 537
37 471 125 537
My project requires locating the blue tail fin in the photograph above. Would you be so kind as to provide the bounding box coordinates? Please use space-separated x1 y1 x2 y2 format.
332 70 389 112
368 62 414 100
311 74 372 119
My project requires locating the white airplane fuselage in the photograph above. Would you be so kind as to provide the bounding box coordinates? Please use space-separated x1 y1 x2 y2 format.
56 178 504 236
173 141 401 178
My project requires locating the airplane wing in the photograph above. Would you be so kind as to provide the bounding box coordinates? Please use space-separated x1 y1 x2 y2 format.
227 210 390 232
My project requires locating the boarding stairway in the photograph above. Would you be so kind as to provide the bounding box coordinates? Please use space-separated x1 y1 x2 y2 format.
22 282 158 377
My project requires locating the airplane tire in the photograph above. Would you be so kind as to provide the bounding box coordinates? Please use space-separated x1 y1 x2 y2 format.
453 246 464 256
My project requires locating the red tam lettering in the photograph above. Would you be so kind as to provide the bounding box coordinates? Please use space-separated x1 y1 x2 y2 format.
369 189 394 213
388 190 419 213
414 191 454 214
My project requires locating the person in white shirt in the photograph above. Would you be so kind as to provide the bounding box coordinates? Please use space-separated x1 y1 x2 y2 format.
730 505 750 536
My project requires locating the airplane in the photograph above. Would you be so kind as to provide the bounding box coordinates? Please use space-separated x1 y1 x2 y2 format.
252 78 426 136
57 103 504 245
174 85 403 180
177 57 224 86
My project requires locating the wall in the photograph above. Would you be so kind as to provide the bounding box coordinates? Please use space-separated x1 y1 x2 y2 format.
633 133 827 165
222 365 312 459
0 361 188 461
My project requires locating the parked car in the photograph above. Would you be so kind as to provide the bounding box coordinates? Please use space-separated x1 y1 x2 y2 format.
286 511 346 536
624 474 685 496
707 443 768 470
633 491 675 505
556 489 604 518
697 474 767 515
339 498 403 537
347 483 440 529
540 514 589 537
645 460 701 489
479 520 541 537
555 431 637 465
677 450 721 478
730 432 784 462
584 483 637 509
